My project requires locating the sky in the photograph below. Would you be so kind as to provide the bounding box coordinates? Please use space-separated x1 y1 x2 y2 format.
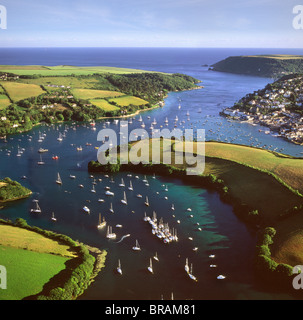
0 0 302 48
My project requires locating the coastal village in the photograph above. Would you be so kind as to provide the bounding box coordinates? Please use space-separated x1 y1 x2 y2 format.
221 74 303 145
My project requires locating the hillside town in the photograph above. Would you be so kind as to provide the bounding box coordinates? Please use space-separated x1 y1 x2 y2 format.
220 74 303 145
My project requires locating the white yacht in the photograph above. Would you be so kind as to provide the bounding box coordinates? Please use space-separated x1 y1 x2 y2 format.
97 214 106 229
132 240 141 251
83 206 90 214
51 212 57 222
185 258 189 273
109 203 114 213
144 196 150 206
117 260 122 275
56 173 62 185
121 191 127 205
128 181 133 191
188 264 197 282
119 178 125 187
148 258 153 274
106 226 116 239
153 252 159 262
105 190 114 196
30 200 41 214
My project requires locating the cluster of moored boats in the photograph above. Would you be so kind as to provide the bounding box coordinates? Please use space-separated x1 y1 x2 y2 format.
144 211 178 244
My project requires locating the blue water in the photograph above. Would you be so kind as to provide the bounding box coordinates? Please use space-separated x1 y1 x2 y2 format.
0 47 302 300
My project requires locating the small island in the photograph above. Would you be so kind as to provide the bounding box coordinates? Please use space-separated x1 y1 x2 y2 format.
210 54 303 78
0 177 32 203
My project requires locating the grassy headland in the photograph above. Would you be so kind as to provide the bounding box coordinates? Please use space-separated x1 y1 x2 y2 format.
210 54 303 78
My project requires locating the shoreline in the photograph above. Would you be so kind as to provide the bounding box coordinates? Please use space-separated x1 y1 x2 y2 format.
0 85 203 139
220 111 303 147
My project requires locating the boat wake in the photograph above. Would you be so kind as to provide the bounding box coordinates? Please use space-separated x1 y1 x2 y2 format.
115 234 131 243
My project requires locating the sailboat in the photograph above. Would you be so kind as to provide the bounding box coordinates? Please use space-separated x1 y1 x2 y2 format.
148 258 153 274
51 212 57 222
132 240 141 251
188 264 197 282
30 200 42 214
171 204 175 210
109 203 114 213
128 180 133 191
56 173 62 185
121 191 127 205
83 206 90 214
97 213 106 229
37 155 45 165
91 184 96 193
144 196 150 207
117 259 122 275
185 258 189 273
119 178 125 187
105 189 114 196
57 133 63 142
106 226 116 239
153 252 159 262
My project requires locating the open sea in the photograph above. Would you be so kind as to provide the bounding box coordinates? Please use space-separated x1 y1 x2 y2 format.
0 47 303 300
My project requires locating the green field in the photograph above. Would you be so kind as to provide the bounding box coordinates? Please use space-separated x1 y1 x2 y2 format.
108 95 149 107
0 94 11 109
72 88 124 100
202 142 303 195
89 99 120 111
1 82 45 102
0 65 150 76
0 246 69 300
0 224 76 300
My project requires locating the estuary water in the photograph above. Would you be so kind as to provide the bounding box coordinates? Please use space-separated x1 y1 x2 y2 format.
0 47 302 300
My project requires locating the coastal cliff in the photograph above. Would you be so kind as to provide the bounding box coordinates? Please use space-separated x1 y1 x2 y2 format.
210 55 303 78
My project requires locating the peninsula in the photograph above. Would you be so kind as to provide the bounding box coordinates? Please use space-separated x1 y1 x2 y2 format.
210 55 303 78
0 65 202 137
0 177 32 203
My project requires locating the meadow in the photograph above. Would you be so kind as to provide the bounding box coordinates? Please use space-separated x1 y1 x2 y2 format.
0 224 76 300
72 88 124 100
0 94 11 109
108 95 149 107
0 65 149 76
1 82 45 102
89 99 120 112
